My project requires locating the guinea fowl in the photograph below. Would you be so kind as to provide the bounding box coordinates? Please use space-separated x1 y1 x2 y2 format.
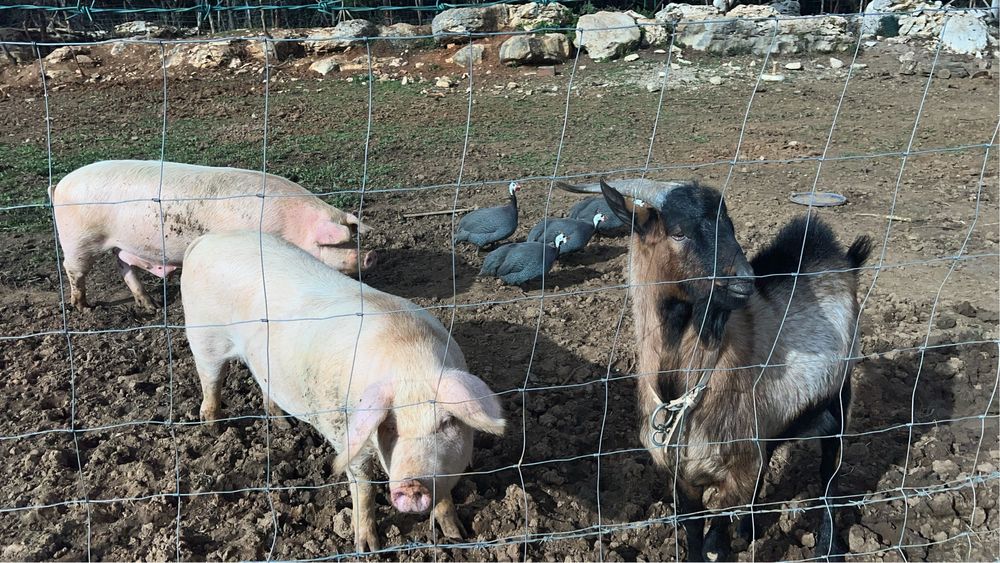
479 233 568 285
569 196 627 233
455 181 521 248
526 213 606 254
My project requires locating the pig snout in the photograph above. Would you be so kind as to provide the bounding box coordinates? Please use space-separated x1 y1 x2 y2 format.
362 250 377 271
390 479 432 513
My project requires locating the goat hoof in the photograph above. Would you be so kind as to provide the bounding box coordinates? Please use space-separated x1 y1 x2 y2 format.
814 535 847 562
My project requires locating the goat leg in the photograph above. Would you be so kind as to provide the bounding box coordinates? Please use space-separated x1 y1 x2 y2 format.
815 435 847 560
815 399 849 561
675 482 707 562
703 517 732 561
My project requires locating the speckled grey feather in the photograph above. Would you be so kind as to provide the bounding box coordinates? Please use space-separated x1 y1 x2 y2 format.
569 197 626 233
455 191 518 248
479 241 561 285
527 218 596 253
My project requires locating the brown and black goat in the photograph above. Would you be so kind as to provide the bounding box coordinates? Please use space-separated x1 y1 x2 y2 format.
558 178 872 561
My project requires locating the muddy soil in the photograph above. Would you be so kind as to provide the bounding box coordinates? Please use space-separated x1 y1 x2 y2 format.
0 38 998 561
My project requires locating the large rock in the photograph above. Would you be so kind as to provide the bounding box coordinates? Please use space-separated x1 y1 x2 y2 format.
636 18 671 48
771 0 801 15
451 43 485 66
246 31 305 62
939 12 990 54
499 33 571 65
304 19 378 52
309 56 340 75
378 22 429 47
114 21 178 38
727 4 780 18
508 2 573 30
655 3 719 26
861 0 899 37
45 46 90 63
676 14 854 55
164 41 242 69
432 5 510 41
574 11 642 61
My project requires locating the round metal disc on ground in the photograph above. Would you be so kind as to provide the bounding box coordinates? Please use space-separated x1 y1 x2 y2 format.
789 192 847 207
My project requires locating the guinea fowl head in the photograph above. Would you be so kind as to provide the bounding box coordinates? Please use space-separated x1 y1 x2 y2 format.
592 213 607 227
507 181 521 197
554 233 569 251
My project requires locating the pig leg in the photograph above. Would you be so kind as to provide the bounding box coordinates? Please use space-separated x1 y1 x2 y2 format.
347 461 380 553
262 392 293 430
431 496 466 541
197 359 229 423
60 244 97 311
65 265 90 311
188 334 233 422
114 250 156 311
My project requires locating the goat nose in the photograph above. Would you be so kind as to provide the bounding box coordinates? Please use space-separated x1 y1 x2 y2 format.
390 480 432 513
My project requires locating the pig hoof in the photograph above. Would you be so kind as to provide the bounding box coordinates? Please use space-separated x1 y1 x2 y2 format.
70 298 92 311
136 298 157 313
355 527 381 554
436 513 467 541
199 406 220 423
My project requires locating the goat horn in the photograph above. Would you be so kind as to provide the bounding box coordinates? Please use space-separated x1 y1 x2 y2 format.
556 178 683 208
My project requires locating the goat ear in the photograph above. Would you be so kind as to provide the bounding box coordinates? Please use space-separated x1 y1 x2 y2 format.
333 380 393 474
600 179 654 231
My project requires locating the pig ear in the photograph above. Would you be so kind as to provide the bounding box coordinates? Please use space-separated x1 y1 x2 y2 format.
438 371 506 436
316 221 353 246
342 213 372 236
334 381 393 474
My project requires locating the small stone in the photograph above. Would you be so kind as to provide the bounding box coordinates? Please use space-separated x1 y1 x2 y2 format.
653 49 666 54
829 57 844 69
932 459 959 479
801 532 816 548
708 76 723 85
848 525 871 552
537 65 556 77
761 73 785 82
955 301 977 317
972 507 987 527
645 82 661 93
938 357 963 377
507 81 519 89
308 57 340 76
851 63 868 70
936 315 957 329
936 68 952 79
400 76 409 86
900 61 917 75
332 509 352 539
899 51 916 63
435 77 454 88
784 61 803 70
623 53 640 62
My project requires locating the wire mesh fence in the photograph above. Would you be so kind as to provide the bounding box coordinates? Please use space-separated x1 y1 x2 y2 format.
0 2 998 561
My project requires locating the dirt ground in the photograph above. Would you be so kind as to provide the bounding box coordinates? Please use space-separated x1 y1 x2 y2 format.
0 34 998 561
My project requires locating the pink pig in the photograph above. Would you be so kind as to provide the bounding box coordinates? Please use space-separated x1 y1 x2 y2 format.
50 160 376 311
181 231 505 552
